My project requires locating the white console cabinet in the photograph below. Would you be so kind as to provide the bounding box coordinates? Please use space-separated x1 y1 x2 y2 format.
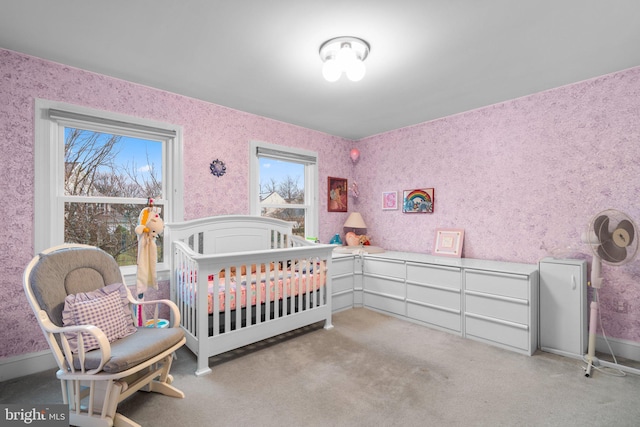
538 258 587 359
332 251 539 356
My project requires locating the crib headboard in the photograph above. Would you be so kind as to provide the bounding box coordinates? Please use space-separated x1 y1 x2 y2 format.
165 215 295 255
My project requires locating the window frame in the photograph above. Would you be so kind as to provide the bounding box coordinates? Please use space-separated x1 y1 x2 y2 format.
34 99 184 282
249 140 318 238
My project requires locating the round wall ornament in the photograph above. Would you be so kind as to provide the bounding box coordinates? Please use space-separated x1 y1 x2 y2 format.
209 159 226 177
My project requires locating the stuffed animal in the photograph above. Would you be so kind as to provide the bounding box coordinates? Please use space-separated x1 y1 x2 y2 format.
135 207 164 239
135 202 164 296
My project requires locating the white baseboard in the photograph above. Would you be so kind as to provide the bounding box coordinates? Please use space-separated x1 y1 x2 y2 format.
596 335 640 362
0 350 57 382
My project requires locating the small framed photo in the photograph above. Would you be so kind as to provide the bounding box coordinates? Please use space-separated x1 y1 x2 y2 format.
402 188 434 213
328 177 348 212
434 228 465 258
382 191 398 210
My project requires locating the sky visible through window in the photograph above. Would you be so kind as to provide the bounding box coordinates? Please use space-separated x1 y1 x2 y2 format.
65 128 162 183
65 127 303 197
109 136 162 181
259 157 304 193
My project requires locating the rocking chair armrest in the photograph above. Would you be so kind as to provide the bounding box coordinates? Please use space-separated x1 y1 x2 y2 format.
130 298 181 328
37 310 112 374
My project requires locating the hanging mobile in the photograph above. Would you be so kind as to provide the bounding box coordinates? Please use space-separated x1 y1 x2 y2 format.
209 159 226 177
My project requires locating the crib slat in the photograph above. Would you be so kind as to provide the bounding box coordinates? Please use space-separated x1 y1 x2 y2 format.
235 263 242 331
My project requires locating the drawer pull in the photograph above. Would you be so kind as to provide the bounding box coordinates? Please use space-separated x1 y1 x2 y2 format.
465 312 529 330
407 262 461 272
465 290 528 305
363 289 404 301
407 298 460 315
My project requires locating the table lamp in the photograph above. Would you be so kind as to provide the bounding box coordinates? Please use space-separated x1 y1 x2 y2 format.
343 212 367 246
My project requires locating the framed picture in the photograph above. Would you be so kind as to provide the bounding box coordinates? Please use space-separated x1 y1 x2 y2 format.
382 191 398 210
434 228 465 258
402 188 434 213
328 177 348 212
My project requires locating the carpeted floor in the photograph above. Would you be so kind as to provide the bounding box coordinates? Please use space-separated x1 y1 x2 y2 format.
2 308 639 426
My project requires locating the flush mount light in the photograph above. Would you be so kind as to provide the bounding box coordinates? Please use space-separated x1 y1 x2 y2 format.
319 36 370 82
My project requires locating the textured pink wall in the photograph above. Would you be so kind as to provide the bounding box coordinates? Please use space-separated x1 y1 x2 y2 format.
2 47 639 360
0 49 351 359
357 67 640 342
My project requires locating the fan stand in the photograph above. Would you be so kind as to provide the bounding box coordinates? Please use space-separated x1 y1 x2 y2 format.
584 255 640 378
584 256 602 378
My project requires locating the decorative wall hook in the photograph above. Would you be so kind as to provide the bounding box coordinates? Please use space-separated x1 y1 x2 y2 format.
209 159 226 177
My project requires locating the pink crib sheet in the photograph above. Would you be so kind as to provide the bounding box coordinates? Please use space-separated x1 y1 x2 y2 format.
207 271 324 314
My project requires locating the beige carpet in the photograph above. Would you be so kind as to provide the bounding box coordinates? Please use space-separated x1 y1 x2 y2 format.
3 308 640 426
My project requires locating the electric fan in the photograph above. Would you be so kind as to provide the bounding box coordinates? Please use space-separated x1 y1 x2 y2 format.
582 209 638 377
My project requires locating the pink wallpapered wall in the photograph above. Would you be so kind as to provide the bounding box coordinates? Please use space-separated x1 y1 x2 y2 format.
0 49 350 359
2 47 640 360
354 68 640 344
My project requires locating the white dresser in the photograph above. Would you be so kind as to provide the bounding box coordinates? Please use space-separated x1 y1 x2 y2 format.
331 251 539 356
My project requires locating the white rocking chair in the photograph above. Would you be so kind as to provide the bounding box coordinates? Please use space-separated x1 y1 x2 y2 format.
23 244 186 427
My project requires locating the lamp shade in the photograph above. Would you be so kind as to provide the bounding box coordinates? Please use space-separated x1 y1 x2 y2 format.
343 212 367 229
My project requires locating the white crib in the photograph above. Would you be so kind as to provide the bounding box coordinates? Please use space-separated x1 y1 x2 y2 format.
166 215 334 376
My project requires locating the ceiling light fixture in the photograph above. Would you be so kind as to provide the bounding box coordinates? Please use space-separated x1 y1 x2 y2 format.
319 36 370 82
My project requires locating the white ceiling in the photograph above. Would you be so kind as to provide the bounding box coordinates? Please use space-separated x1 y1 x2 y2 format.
2 1 640 140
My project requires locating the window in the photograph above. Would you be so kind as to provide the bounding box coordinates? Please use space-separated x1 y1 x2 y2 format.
249 141 318 238
35 100 183 279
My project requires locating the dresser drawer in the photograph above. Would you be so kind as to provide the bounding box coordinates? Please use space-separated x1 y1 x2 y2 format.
332 257 354 276
407 301 461 333
364 275 404 299
465 269 529 300
364 258 405 279
465 315 530 353
365 292 404 316
465 293 528 324
407 283 460 311
332 292 354 312
332 275 353 294
407 263 460 290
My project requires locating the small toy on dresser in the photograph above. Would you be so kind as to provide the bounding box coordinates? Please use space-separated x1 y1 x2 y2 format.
345 231 370 246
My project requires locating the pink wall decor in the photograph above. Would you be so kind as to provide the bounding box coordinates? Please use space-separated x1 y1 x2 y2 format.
350 148 360 163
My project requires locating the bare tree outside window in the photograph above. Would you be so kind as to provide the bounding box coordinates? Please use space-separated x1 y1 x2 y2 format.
64 128 162 266
259 158 306 236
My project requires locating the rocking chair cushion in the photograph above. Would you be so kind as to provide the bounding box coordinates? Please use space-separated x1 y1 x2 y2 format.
73 326 185 373
62 282 137 353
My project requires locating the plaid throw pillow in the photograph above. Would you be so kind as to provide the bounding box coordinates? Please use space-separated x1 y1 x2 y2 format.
62 283 137 353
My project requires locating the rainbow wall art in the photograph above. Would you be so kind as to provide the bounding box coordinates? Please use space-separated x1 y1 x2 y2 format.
403 188 434 213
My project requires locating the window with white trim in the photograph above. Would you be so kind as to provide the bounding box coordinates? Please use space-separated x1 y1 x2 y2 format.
34 99 183 278
249 141 318 238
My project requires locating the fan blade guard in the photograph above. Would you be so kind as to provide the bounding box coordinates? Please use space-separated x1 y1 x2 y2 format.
593 215 611 243
597 240 628 264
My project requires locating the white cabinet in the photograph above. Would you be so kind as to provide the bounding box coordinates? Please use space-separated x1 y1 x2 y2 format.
539 258 587 358
463 266 538 355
